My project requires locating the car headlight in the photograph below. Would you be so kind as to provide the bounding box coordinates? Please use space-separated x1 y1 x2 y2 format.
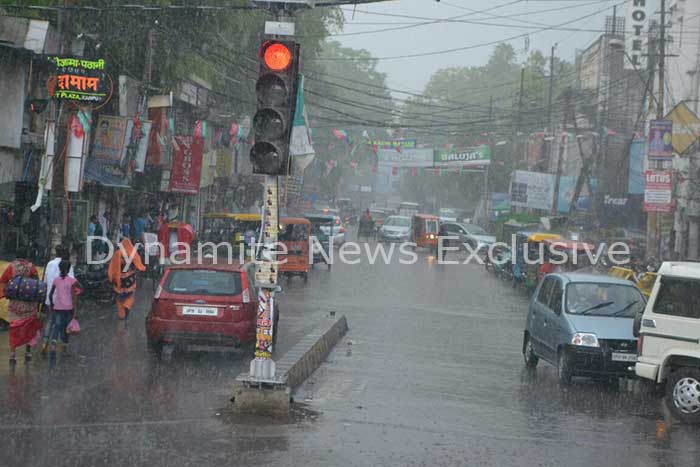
571 333 599 348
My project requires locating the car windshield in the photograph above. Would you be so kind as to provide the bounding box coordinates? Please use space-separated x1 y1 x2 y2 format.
465 224 487 235
565 283 645 317
384 217 410 227
164 269 242 296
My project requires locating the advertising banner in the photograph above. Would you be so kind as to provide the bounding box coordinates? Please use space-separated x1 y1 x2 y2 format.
648 119 673 159
49 56 109 104
377 147 433 168
643 170 674 212
170 136 204 194
84 115 132 187
628 136 645 194
555 176 598 213
434 145 491 167
510 170 555 211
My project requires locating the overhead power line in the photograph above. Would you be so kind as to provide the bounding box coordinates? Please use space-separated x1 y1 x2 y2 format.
317 0 629 61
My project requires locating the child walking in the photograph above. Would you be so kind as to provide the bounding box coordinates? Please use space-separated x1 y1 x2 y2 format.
48 260 82 358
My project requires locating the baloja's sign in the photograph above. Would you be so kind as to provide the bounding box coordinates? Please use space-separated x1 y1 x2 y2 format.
50 56 109 103
434 144 491 167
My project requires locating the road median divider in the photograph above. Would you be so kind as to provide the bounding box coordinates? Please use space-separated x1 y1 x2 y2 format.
232 314 349 416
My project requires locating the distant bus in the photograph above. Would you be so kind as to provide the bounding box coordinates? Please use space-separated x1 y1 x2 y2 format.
398 202 421 216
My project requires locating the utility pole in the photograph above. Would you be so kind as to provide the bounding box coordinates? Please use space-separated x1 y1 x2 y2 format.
484 95 493 222
546 44 557 170
647 0 667 259
552 91 570 215
516 68 525 168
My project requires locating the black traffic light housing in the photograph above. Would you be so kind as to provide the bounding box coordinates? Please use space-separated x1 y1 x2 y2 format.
250 39 300 175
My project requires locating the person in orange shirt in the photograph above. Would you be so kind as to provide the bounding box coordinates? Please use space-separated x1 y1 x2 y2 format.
108 238 145 320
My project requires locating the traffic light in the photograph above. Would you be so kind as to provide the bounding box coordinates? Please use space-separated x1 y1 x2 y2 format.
250 39 300 175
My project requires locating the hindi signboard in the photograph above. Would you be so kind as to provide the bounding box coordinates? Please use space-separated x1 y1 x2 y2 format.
49 56 109 104
643 170 674 213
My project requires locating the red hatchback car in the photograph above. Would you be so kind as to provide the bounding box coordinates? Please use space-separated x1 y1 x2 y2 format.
146 261 267 356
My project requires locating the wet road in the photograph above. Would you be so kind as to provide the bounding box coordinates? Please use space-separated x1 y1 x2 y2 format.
1 243 699 466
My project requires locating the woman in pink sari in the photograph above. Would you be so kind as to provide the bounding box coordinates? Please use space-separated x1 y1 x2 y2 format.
0 248 42 365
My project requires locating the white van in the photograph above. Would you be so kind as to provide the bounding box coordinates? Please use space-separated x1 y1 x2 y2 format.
635 261 700 423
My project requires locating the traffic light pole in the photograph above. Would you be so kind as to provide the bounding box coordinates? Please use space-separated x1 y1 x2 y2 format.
249 175 280 380
247 4 298 383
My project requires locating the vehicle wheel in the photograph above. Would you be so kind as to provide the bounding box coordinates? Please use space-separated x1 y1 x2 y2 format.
327 263 331 271
666 367 700 423
303 272 309 283
523 335 539 369
557 349 573 386
147 339 162 357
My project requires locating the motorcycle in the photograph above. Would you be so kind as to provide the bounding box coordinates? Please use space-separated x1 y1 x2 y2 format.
74 262 113 303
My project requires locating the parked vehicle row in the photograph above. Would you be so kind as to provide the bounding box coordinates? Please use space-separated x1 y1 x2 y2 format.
520 259 700 424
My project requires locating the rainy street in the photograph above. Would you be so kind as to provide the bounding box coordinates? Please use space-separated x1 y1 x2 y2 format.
0 245 697 467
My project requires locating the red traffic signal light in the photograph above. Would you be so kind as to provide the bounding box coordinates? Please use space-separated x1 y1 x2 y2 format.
262 42 292 72
251 39 300 176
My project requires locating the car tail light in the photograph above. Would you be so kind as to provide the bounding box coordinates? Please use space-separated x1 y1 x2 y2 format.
153 299 177 319
637 335 643 355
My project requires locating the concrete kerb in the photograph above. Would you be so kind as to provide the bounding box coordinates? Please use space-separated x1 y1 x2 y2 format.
231 314 349 416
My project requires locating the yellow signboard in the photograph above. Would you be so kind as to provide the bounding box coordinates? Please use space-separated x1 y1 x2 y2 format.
665 101 700 155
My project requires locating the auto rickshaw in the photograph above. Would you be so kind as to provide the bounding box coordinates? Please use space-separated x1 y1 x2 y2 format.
369 208 388 233
278 217 311 282
512 231 562 292
201 213 261 258
157 221 195 259
306 215 334 270
411 214 440 249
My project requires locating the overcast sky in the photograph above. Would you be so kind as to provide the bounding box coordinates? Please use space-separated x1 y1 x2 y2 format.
331 0 655 93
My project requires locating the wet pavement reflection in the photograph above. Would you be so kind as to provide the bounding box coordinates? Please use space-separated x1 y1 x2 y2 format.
1 243 699 466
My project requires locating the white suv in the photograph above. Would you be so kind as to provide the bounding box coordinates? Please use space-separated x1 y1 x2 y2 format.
635 262 700 423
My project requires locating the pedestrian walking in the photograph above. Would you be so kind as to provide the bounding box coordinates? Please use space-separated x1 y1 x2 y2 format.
0 248 43 365
108 238 145 320
48 260 82 358
119 215 131 242
41 245 74 354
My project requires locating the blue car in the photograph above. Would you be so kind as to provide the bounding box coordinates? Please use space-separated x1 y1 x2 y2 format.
523 273 646 385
